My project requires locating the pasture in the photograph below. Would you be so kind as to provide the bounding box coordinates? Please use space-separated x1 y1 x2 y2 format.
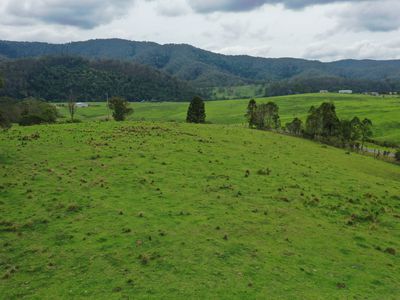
1 121 399 299
57 93 400 145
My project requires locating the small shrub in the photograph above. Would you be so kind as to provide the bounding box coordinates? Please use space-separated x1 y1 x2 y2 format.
336 283 346 289
66 204 81 213
138 254 150 265
65 119 82 123
257 168 271 176
385 248 396 255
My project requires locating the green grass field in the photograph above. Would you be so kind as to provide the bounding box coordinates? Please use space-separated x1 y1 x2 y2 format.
1 121 399 299
57 93 400 145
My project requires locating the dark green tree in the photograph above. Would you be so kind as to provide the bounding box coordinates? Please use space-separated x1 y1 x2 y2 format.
286 117 303 135
305 106 320 138
0 111 11 130
319 102 340 137
254 105 266 129
255 102 280 130
67 91 77 122
305 102 340 139
350 117 362 141
108 97 133 121
246 99 257 128
264 102 281 130
360 118 373 149
340 120 353 146
186 96 206 124
18 98 58 126
0 76 11 130
337 116 367 148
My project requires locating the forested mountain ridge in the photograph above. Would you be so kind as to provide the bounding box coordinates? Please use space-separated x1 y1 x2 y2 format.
0 56 197 102
1 39 400 88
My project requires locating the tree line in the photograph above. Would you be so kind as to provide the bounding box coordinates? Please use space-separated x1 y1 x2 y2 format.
0 77 207 129
246 99 400 161
264 76 400 97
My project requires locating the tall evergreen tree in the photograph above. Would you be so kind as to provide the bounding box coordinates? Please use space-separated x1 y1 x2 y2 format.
360 118 373 149
186 96 206 124
0 75 11 130
305 102 340 139
340 120 355 146
319 102 340 137
286 117 303 135
255 102 280 130
246 99 257 128
305 106 320 138
108 97 133 121
67 90 77 122
264 101 281 129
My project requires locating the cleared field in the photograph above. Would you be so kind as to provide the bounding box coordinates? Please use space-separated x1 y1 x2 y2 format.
1 121 399 299
57 93 400 144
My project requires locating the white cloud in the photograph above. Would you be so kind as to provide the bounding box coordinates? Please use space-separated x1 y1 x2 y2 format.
304 40 400 61
216 45 272 57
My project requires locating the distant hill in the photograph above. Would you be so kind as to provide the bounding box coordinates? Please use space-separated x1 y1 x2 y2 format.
0 56 197 102
1 39 400 89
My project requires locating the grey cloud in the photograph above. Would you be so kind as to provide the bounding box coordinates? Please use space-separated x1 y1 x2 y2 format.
304 40 400 61
334 0 400 32
220 20 250 39
154 0 190 17
187 0 371 13
4 0 135 29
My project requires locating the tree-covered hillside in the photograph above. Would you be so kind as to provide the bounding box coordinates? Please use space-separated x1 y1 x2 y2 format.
0 56 197 102
1 39 400 89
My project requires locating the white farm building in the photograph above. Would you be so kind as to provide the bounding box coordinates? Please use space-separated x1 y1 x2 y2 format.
76 102 89 108
338 90 353 94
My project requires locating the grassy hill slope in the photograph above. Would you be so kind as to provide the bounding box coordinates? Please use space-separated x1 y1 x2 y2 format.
1 121 399 299
57 93 400 144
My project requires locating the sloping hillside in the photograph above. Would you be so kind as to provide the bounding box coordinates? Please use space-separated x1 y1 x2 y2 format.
1 39 400 88
1 121 399 298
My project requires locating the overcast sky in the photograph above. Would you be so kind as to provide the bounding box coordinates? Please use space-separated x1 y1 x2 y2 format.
1 0 400 61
